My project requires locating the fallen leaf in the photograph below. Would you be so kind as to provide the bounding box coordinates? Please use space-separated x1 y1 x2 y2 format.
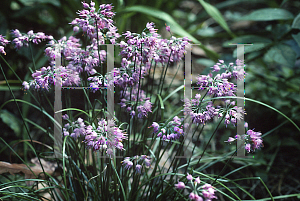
0 158 57 186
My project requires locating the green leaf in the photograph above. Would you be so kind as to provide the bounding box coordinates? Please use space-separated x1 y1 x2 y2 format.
272 24 291 39
195 58 216 67
292 13 300 29
290 94 300 104
292 13 300 46
121 5 219 61
12 5 46 18
292 33 300 47
198 0 235 37
18 0 60 7
0 86 21 91
239 8 294 21
0 109 22 136
157 94 164 121
223 35 272 47
0 99 60 130
196 27 215 37
264 43 297 67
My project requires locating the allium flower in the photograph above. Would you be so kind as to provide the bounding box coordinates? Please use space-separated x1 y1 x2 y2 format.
62 114 69 120
70 1 120 43
226 127 263 153
149 122 159 133
137 100 152 118
196 60 247 100
0 35 10 55
22 81 30 90
23 65 81 91
245 144 251 153
187 173 193 181
106 148 114 157
135 164 142 174
11 29 53 49
177 174 217 200
143 158 151 168
225 137 235 143
223 105 244 127
0 46 5 55
175 181 185 189
189 192 196 200
245 129 263 152
194 195 203 201
187 99 220 125
121 155 151 174
166 25 171 32
118 84 152 118
151 116 184 142
123 159 133 170
119 22 189 70
62 117 127 154
202 184 217 200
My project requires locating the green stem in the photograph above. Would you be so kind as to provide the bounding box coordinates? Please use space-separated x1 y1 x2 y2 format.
196 114 226 165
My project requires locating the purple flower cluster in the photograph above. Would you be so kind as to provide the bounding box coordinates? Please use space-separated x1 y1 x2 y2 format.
19 1 120 92
196 73 236 97
220 100 244 127
45 36 107 75
225 122 263 153
119 84 152 118
87 74 108 92
22 65 81 90
11 29 53 49
120 23 190 66
19 1 189 98
175 173 217 201
244 129 263 153
185 97 221 125
183 60 247 127
23 32 110 91
121 155 151 174
185 96 244 127
70 1 120 44
197 59 246 98
63 116 127 155
116 23 190 90
0 35 10 55
211 59 245 80
150 116 184 141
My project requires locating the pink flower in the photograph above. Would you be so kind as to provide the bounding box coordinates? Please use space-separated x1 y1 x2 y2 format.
175 181 185 189
189 192 196 200
123 159 133 170
143 158 151 168
135 164 142 174
225 137 235 143
166 25 171 32
195 177 201 184
187 173 193 181
150 122 159 133
22 81 30 90
202 184 217 200
194 194 203 201
245 143 251 153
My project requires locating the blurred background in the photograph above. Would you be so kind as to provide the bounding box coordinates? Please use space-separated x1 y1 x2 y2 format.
1 0 300 199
